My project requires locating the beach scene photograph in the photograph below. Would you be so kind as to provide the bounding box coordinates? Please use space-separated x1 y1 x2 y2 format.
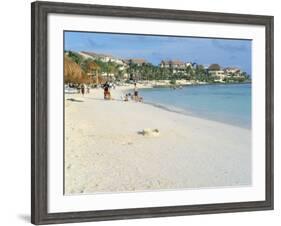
64 31 252 195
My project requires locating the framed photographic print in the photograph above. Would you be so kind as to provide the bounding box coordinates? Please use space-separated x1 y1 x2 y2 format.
31 1 274 225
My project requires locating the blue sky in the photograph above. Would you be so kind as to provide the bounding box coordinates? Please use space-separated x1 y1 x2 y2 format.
64 31 252 74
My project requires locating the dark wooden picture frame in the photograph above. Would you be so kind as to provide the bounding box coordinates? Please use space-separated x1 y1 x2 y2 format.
31 1 274 225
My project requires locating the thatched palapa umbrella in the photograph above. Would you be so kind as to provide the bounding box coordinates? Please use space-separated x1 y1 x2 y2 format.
64 56 84 84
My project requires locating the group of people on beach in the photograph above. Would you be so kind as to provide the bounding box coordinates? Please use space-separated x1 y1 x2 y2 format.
103 81 143 102
123 83 143 102
74 81 143 102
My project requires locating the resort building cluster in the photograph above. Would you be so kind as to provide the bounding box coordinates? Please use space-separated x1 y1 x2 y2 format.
65 50 250 85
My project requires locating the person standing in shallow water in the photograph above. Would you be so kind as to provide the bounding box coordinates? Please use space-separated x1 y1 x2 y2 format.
133 82 138 100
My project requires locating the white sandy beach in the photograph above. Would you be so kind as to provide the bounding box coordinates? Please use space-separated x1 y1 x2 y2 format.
64 86 251 195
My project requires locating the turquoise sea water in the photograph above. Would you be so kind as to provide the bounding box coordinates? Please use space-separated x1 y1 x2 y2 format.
140 83 251 129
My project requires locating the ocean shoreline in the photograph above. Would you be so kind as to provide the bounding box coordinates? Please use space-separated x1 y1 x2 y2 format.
142 101 251 130
120 83 251 129
152 81 252 88
133 80 251 88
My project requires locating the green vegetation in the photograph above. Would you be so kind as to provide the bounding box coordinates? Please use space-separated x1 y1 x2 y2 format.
67 51 83 65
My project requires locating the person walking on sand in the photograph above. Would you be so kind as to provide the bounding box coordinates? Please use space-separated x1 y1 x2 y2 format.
81 84 85 96
103 82 111 100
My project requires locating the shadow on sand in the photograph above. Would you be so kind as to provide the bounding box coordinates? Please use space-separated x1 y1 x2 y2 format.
66 98 84 102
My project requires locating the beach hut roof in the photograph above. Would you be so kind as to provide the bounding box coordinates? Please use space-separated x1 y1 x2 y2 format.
161 60 170 64
161 60 185 65
208 64 221 71
171 60 185 65
224 66 240 71
129 58 148 65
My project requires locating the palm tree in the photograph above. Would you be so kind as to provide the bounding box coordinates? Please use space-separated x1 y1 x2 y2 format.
195 65 207 81
116 69 124 81
185 65 193 81
84 60 101 84
161 67 170 80
127 60 133 80
127 61 138 81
